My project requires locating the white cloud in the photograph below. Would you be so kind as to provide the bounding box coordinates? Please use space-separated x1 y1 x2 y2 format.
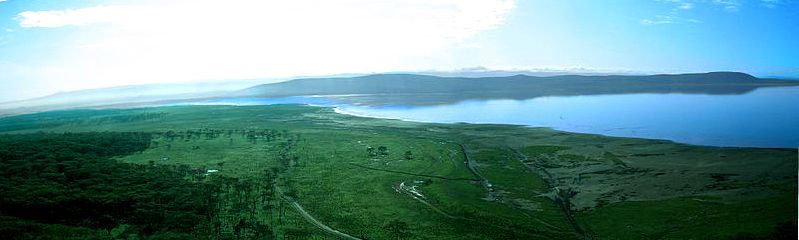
678 2 695 9
641 15 675 25
761 0 782 8
658 0 694 10
18 6 145 28
645 0 755 25
645 0 698 25
13 0 516 91
713 0 741 11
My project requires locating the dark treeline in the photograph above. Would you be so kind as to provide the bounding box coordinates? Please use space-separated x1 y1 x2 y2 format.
158 128 287 144
0 131 307 239
0 110 163 133
0 132 213 239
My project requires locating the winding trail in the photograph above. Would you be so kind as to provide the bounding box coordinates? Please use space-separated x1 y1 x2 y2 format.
402 138 583 238
347 162 478 181
394 181 457 219
457 143 497 200
508 147 587 239
276 186 362 240
392 181 550 239
280 139 573 239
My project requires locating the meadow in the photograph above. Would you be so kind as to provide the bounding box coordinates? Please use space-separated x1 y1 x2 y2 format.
0 104 795 239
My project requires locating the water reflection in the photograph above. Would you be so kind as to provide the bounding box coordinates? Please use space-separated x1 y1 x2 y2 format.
335 87 799 148
182 86 799 148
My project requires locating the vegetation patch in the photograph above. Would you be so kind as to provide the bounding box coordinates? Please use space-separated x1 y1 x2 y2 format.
0 105 795 239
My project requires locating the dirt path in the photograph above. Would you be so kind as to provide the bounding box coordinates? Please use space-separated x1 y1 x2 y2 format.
347 162 477 181
392 180 550 239
458 143 498 200
508 147 587 239
277 186 362 240
394 181 458 219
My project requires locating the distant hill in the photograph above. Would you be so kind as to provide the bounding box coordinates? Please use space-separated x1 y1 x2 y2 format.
2 71 796 116
237 72 799 106
0 73 369 116
413 66 644 78
0 80 270 116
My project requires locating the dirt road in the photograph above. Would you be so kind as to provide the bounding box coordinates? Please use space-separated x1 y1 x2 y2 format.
277 186 362 240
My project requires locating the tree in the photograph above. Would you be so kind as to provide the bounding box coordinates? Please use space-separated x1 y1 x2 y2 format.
0 132 211 238
377 146 389 156
233 218 246 238
366 146 376 157
384 220 411 240
403 150 413 160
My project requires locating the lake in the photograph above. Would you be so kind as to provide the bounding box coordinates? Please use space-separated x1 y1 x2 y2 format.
179 86 799 148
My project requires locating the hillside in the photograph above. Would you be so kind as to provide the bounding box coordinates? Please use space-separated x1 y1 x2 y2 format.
238 72 799 106
0 80 272 116
0 73 366 116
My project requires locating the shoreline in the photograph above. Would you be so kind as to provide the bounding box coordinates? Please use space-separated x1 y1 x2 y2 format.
1 101 796 149
331 106 796 149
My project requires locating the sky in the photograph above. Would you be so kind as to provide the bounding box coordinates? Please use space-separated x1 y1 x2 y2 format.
0 0 797 102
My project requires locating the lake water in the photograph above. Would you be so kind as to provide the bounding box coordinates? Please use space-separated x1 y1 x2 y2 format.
179 87 799 148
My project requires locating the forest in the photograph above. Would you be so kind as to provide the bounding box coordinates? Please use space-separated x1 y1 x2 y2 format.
0 132 293 239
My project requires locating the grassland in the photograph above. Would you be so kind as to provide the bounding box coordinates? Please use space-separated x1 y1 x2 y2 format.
0 104 795 239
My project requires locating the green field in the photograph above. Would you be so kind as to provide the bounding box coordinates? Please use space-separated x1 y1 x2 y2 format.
0 104 795 239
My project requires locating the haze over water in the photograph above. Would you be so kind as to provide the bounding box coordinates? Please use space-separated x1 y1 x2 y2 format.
184 86 799 148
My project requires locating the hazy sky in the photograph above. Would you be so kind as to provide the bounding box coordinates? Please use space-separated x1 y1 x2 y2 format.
0 0 797 101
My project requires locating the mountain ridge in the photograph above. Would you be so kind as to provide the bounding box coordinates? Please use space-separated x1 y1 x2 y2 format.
2 72 797 116
236 72 798 106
